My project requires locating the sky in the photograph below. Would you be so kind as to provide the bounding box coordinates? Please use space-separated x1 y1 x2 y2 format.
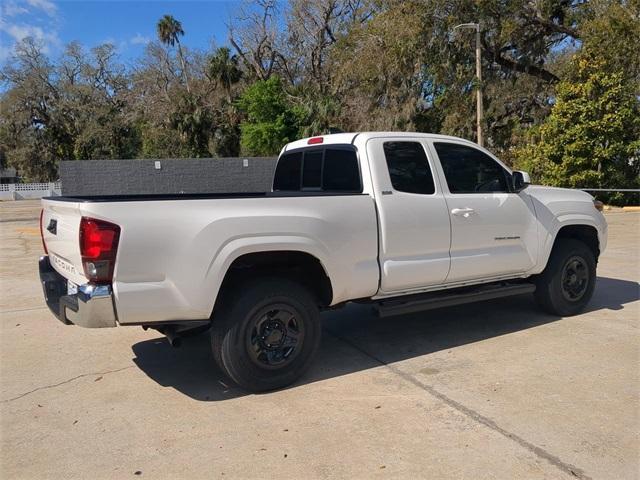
0 0 241 65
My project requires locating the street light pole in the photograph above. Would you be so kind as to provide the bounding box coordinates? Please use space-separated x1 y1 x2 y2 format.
453 22 483 147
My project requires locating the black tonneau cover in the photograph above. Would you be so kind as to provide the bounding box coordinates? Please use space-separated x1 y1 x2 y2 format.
44 191 364 203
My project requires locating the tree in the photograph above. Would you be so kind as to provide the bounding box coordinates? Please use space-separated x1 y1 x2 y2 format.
157 15 191 92
579 0 640 88
63 43 139 160
208 47 242 96
514 57 640 205
228 0 281 81
211 119 241 157
1 0 637 185
237 77 301 155
0 38 72 180
169 93 214 157
327 0 593 148
329 1 427 131
285 0 374 90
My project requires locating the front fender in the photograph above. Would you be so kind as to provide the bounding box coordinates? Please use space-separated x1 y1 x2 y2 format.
536 214 607 274
525 187 607 274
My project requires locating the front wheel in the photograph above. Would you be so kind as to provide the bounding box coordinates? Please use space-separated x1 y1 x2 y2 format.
534 238 596 316
211 278 321 392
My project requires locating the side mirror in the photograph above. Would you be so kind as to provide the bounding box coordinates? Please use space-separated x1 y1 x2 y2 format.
512 170 531 192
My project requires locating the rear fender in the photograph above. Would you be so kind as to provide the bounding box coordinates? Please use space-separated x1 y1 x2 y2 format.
203 235 333 312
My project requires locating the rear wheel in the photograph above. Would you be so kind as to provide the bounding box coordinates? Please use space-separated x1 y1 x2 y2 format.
211 278 321 392
534 239 596 316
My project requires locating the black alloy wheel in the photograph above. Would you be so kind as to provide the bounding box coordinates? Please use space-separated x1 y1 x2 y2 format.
247 305 305 369
560 256 590 302
211 277 321 392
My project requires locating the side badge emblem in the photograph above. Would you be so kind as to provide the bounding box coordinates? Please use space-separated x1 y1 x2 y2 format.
47 219 57 235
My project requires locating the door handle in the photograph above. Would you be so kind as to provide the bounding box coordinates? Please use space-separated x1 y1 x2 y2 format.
451 208 475 218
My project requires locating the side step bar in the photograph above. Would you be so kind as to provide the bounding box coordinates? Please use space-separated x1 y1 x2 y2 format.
375 282 536 318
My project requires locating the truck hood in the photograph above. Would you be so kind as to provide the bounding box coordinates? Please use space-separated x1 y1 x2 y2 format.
525 185 593 205
524 185 601 222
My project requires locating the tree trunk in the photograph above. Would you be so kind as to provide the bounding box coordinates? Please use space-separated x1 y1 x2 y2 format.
176 40 191 93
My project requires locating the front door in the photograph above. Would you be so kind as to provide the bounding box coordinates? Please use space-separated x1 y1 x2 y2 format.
367 138 451 294
429 141 538 283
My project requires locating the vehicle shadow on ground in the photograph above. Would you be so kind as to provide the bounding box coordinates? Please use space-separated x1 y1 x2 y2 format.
131 276 639 401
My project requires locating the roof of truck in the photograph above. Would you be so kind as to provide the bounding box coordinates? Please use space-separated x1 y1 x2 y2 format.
282 132 478 153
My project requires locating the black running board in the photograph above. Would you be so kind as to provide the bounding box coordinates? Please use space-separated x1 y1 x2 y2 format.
375 282 536 318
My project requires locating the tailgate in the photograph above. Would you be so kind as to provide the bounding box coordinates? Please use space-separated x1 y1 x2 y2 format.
41 198 87 286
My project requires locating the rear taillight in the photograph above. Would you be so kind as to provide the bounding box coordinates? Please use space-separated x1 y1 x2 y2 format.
79 217 120 284
39 209 48 254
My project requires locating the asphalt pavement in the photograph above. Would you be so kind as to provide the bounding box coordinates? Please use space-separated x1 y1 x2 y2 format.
1 200 638 479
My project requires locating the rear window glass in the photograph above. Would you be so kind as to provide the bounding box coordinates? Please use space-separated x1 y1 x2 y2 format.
323 149 361 191
302 151 323 189
273 152 302 191
273 147 361 192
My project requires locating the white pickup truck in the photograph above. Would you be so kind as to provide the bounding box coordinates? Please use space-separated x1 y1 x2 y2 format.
39 132 607 391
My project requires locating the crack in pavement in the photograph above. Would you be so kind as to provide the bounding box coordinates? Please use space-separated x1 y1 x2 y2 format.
1 366 134 403
326 329 591 480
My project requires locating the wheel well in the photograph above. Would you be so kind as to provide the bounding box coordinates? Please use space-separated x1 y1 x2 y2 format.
554 225 600 261
216 251 333 308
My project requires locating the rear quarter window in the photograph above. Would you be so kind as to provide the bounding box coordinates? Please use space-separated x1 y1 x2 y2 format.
383 141 435 195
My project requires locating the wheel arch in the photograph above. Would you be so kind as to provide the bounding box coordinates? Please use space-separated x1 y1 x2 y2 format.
544 223 601 270
210 249 334 317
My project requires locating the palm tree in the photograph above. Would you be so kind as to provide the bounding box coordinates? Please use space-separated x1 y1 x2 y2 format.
208 47 242 99
156 14 190 92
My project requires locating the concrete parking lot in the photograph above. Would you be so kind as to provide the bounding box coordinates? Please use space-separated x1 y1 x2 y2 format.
1 199 638 479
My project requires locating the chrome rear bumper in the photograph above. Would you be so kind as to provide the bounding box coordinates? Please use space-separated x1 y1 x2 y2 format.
39 256 117 328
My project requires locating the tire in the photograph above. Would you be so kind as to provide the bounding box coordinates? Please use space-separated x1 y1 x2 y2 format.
534 238 596 316
210 277 321 392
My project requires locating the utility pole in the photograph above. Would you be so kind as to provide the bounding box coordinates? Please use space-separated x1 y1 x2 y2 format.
453 22 483 147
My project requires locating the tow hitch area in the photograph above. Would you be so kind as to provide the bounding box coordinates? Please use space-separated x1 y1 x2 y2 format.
145 322 211 348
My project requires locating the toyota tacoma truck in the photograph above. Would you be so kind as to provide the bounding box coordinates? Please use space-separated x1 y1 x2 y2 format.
39 132 607 391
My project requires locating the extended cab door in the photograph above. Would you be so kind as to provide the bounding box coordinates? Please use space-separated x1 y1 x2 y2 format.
367 137 451 294
429 140 538 283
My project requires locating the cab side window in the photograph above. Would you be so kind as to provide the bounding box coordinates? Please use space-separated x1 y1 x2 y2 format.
434 142 509 194
383 141 435 195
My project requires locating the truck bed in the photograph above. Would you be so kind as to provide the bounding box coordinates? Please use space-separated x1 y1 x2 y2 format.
45 191 365 203
41 192 380 324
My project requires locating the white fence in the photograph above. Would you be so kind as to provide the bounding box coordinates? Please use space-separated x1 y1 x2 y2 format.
0 182 62 200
